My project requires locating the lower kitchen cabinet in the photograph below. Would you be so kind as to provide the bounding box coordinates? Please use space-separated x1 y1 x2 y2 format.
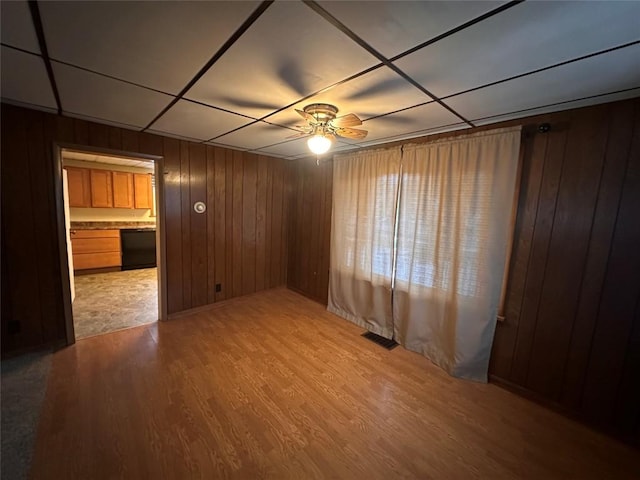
71 229 121 271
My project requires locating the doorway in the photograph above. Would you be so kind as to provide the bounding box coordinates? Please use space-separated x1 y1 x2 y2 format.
57 146 165 341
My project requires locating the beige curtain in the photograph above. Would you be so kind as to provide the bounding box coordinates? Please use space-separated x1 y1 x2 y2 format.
393 127 521 381
327 147 401 338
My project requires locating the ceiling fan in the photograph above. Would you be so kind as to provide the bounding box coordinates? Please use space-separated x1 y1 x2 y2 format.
288 103 368 155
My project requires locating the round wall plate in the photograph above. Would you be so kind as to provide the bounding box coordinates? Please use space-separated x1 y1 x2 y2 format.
193 201 206 214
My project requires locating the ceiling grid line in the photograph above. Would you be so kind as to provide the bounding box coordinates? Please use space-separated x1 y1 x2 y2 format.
441 40 640 103
364 40 640 125
142 0 275 132
27 0 62 114
1 42 40 56
387 0 525 64
10 32 636 141
50 58 176 98
203 2 524 142
3 1 639 158
302 0 475 128
204 63 388 143
469 86 640 124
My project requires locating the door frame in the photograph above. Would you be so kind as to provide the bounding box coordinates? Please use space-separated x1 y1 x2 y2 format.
53 142 166 345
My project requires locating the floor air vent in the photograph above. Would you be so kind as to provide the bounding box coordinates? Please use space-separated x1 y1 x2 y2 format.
361 331 399 350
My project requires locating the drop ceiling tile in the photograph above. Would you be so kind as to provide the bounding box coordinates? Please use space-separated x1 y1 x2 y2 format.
327 142 363 155
447 44 640 122
253 137 313 159
186 0 379 119
264 66 431 128
60 111 151 131
145 129 207 144
204 140 249 151
395 1 640 98
151 100 251 141
215 121 298 150
39 1 259 94
53 62 173 128
359 123 469 149
1 47 56 111
1 1 40 53
359 102 463 143
470 88 640 126
319 0 503 58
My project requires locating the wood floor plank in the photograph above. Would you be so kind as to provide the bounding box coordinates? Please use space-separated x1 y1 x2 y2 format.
31 288 639 479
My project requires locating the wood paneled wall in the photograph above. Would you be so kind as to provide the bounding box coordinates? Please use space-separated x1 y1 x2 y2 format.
287 157 333 304
1 103 289 355
490 98 640 442
163 142 289 314
286 98 640 442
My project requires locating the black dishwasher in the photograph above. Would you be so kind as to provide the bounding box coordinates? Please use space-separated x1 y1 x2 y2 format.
121 229 156 270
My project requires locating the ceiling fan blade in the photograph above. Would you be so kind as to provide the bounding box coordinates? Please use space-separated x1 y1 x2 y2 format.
335 127 368 140
296 109 315 123
331 113 362 128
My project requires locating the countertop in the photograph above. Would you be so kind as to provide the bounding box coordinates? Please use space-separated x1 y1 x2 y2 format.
70 221 156 230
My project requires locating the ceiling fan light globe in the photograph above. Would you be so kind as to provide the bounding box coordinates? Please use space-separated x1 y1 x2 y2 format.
307 134 332 155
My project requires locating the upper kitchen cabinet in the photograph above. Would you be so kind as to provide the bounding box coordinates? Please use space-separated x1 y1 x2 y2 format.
66 167 91 207
112 171 134 208
90 169 113 208
65 166 152 209
134 173 153 209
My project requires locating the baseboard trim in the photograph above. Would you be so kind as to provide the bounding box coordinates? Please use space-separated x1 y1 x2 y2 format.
286 285 327 306
0 338 65 360
489 374 639 447
167 286 288 320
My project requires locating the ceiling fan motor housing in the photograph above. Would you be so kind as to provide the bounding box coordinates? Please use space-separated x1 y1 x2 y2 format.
303 103 339 124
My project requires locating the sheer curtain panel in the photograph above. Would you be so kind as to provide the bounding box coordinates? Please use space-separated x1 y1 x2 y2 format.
393 127 521 381
328 147 401 338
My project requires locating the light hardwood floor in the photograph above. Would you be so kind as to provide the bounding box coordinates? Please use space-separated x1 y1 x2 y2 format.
31 288 639 479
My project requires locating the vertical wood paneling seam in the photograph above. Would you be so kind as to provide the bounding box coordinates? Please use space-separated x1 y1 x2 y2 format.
281 161 289 285
207 148 216 304
241 158 245 293
557 105 616 399
298 163 305 289
611 104 640 427
183 150 189 304
317 164 327 299
205 169 209 304
613 289 640 425
26 113 46 344
523 125 573 385
506 132 548 379
577 105 639 409
254 159 259 292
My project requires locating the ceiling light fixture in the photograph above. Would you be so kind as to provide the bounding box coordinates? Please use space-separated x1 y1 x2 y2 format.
288 103 368 157
307 132 332 155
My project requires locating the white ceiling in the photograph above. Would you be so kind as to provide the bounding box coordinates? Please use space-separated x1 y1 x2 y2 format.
63 150 154 171
1 0 639 160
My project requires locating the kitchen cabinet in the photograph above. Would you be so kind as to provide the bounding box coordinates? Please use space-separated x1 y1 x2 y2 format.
134 173 153 209
65 166 152 210
71 229 121 271
90 169 113 208
112 171 134 208
66 167 91 207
